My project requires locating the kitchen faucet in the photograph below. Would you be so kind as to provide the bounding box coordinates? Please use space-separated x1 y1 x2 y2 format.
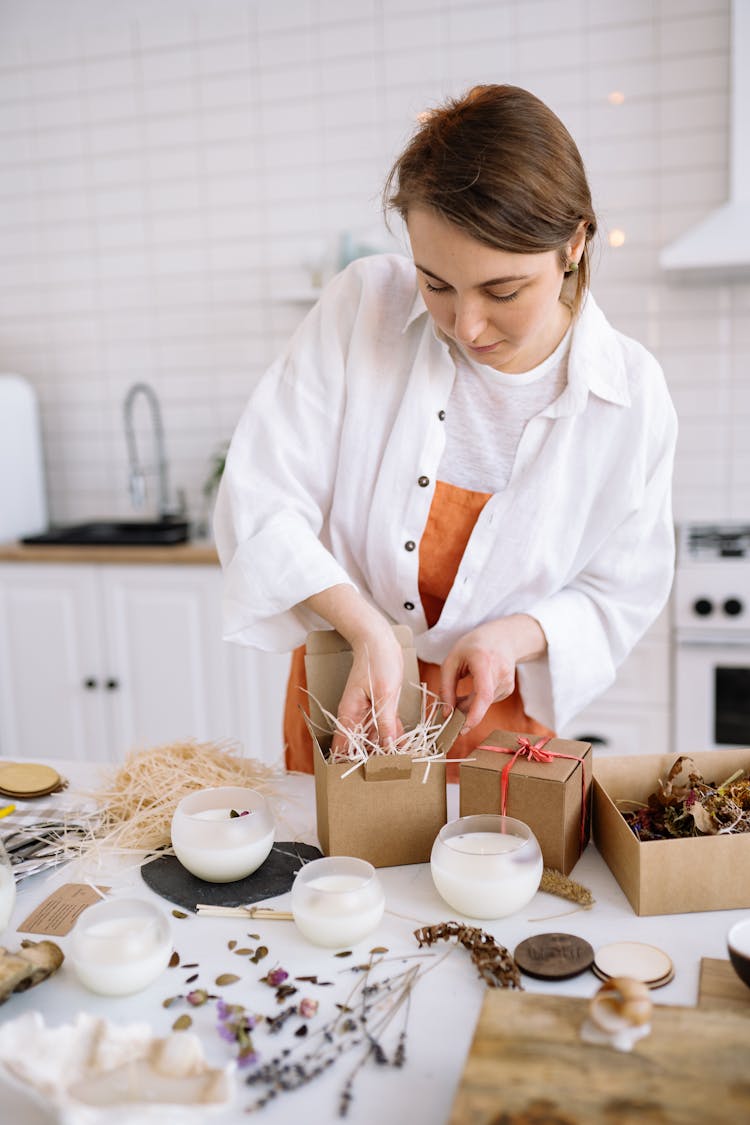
123 381 176 519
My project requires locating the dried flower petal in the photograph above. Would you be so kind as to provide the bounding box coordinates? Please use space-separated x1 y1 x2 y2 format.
228 940 237 951
215 973 240 987
299 997 318 1018
168 951 179 968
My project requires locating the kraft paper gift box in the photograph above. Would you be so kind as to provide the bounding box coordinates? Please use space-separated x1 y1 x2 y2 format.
458 729 593 875
304 625 464 868
593 750 750 915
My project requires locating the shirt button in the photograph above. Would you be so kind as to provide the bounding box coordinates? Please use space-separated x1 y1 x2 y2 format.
417 475 430 487
404 540 416 552
404 601 415 611
438 410 446 421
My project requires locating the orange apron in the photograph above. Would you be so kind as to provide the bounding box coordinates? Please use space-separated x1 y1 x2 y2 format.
283 479 553 781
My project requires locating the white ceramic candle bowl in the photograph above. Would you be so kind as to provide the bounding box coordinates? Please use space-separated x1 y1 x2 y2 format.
291 856 385 948
0 841 16 933
69 897 172 996
727 917 750 989
430 814 543 919
170 786 275 883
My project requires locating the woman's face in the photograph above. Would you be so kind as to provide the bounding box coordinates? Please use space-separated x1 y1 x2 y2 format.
407 207 583 374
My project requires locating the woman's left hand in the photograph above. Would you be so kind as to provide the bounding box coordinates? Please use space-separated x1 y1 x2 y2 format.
439 614 548 732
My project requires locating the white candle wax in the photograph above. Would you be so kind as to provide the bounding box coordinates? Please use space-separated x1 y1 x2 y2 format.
431 827 543 919
0 864 16 931
291 858 386 948
70 900 172 996
170 787 275 883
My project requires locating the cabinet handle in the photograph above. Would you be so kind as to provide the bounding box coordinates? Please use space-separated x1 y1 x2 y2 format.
105 678 120 691
83 677 98 690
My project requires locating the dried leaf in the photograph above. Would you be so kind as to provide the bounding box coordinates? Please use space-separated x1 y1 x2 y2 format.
185 973 199 984
690 802 719 834
162 996 179 1008
370 946 388 955
168 951 179 968
215 973 240 986
250 946 268 963
247 933 260 940
234 948 255 955
334 951 352 958
172 910 188 920
182 962 198 969
172 1014 192 1031
227 940 237 951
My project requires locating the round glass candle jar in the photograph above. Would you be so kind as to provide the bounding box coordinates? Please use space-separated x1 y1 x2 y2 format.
69 897 172 996
291 856 385 948
170 786 275 882
0 842 16 933
728 917 750 989
430 814 543 919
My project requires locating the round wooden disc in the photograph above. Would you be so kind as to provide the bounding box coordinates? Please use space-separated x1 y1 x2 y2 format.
592 962 675 990
0 763 61 798
514 932 595 981
594 941 673 984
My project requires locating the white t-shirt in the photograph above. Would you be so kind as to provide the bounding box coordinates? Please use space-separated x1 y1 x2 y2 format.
440 329 571 493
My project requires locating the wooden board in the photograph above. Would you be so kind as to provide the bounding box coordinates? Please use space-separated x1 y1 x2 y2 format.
450 986 750 1125
698 956 750 1012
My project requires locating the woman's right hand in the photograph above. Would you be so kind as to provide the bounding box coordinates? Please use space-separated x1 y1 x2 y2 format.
333 622 405 752
302 584 404 753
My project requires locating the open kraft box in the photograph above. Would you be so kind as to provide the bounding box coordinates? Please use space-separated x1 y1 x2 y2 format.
304 625 464 868
593 749 750 915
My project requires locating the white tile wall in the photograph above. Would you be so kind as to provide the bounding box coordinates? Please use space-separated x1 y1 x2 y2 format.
0 0 746 527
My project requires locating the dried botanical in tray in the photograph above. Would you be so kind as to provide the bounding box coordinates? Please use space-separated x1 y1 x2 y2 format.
620 755 750 841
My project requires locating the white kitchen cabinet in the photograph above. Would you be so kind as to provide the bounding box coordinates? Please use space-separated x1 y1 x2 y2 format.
0 562 289 765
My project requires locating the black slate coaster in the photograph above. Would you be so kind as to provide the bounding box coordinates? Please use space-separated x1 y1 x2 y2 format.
140 841 323 913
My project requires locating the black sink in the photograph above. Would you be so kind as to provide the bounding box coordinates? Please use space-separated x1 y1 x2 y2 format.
22 518 190 547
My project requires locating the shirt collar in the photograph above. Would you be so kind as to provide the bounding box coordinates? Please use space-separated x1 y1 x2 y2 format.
403 283 632 412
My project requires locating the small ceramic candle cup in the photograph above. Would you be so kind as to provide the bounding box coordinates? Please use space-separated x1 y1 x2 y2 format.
0 842 16 933
70 897 172 996
291 856 385 948
727 917 750 989
170 786 275 883
430 814 543 919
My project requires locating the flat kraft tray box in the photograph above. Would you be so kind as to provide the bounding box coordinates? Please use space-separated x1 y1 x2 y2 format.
458 730 592 875
593 749 750 915
305 625 464 868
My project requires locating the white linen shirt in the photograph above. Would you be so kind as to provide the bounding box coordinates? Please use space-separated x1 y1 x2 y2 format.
214 253 678 733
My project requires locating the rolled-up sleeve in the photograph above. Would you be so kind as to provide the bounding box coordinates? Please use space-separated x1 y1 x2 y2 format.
518 375 678 732
213 275 359 651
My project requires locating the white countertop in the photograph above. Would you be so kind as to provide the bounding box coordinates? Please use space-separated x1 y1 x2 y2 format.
1 760 746 1125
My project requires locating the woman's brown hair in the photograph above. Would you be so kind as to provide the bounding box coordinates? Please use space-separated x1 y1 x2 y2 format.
384 85 597 315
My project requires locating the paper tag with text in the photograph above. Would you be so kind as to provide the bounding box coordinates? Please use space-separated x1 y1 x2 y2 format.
16 883 109 936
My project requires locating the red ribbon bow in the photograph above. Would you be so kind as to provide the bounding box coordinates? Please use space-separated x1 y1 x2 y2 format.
476 735 589 849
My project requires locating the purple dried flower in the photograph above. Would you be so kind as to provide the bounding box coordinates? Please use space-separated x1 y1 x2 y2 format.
265 967 289 987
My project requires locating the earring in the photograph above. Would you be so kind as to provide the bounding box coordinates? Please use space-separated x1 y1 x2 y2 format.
565 260 579 274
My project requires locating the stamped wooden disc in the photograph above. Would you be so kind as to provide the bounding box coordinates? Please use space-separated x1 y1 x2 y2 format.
0 763 61 798
514 932 595 981
594 941 673 984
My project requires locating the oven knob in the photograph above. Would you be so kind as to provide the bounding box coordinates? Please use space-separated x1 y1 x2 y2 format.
693 598 714 616
723 597 744 617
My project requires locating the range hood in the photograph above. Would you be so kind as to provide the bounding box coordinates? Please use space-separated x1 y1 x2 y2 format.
660 0 750 280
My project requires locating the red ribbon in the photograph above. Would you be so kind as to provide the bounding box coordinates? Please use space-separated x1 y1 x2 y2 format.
476 735 589 849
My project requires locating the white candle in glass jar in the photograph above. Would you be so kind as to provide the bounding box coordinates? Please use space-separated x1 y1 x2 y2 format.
70 898 172 996
430 815 543 919
291 857 385 948
171 786 275 882
0 859 16 932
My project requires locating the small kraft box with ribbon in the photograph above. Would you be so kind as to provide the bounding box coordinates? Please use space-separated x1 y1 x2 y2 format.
458 730 593 875
304 625 464 868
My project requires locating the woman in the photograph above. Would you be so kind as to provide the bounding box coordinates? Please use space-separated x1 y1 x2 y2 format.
214 85 677 776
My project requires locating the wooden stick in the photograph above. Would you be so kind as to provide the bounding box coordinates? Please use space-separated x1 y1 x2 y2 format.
196 904 294 920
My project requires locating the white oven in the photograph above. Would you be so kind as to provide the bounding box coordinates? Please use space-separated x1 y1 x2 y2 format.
672 525 750 754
